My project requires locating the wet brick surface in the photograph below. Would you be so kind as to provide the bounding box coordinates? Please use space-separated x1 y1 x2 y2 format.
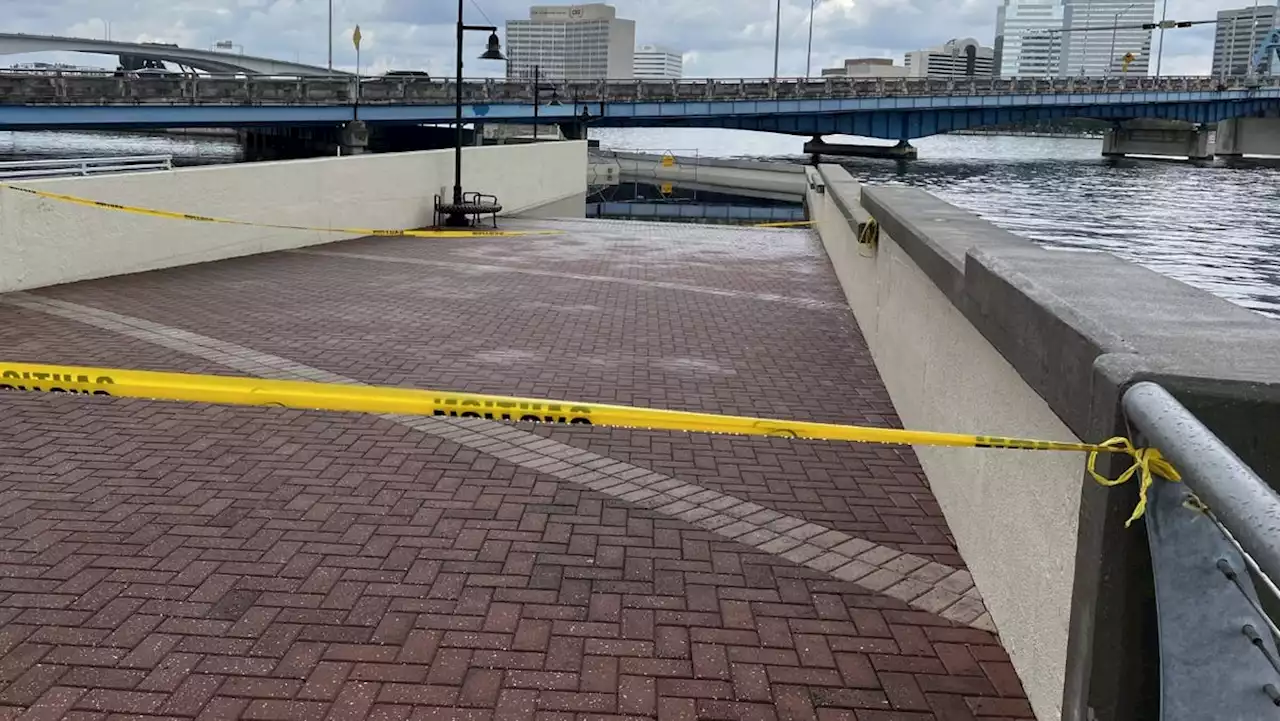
0 218 1031 719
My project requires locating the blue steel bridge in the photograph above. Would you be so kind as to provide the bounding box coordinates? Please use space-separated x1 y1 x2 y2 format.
0 73 1278 140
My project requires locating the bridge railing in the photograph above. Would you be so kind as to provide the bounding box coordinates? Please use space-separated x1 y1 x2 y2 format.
0 71 1272 107
1121 382 1280 719
0 154 173 180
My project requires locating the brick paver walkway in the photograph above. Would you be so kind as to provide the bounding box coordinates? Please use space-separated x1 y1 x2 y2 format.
0 219 1033 720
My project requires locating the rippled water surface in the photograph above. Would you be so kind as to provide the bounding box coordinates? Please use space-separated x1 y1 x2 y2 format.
594 127 1280 317
0 130 241 166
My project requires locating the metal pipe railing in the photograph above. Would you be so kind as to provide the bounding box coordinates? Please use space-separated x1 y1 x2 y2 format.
0 155 173 180
1122 381 1280 587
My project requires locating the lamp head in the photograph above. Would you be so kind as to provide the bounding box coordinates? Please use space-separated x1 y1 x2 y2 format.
480 32 505 60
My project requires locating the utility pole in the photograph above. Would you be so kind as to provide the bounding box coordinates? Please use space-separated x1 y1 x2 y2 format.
1107 4 1136 77
1155 0 1168 77
772 0 781 79
1247 0 1262 79
805 0 816 78
328 0 334 71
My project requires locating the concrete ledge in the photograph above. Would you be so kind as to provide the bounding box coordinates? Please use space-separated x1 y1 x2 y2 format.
812 163 1280 721
855 175 1280 473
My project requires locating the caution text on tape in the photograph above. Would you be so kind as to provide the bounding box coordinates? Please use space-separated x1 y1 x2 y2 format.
0 361 1181 526
2 361 1108 450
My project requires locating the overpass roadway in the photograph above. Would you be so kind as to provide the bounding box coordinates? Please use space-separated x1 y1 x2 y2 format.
2 73 1278 140
0 33 340 76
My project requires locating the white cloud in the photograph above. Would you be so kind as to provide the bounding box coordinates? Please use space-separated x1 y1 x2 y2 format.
0 0 1260 77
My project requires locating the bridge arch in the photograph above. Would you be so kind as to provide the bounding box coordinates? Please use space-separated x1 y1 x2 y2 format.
0 33 340 75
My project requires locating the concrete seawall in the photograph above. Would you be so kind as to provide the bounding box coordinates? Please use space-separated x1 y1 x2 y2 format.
807 164 1280 721
592 150 806 202
0 142 588 292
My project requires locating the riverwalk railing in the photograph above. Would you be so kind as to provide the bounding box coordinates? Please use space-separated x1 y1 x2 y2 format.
1121 382 1280 719
0 154 173 180
0 72 1274 106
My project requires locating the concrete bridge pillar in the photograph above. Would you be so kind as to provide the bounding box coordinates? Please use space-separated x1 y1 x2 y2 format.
340 120 370 155
560 122 587 141
1102 123 1212 160
1214 117 1280 157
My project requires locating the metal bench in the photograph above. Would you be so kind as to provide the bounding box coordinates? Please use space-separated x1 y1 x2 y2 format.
434 192 501 229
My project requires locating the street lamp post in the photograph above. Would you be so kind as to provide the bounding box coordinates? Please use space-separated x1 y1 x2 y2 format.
1155 0 1169 77
445 0 505 227
1247 0 1262 79
772 0 781 79
1107 3 1136 77
100 19 111 41
530 64 561 141
328 0 334 72
805 0 816 79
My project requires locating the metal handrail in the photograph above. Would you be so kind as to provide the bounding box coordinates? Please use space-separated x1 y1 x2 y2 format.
1123 382 1280 586
1121 381 1280 720
0 155 173 180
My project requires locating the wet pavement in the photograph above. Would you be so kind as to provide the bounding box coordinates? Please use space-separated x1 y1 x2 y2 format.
0 219 1033 720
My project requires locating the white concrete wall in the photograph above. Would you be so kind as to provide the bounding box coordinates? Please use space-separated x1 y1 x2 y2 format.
0 141 587 293
810 178 1081 721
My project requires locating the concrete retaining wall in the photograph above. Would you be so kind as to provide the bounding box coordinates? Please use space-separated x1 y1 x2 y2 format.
808 167 1083 721
0 142 588 292
809 164 1280 721
593 150 806 202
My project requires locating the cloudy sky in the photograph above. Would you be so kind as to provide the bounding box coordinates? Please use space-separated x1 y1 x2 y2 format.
0 0 1266 77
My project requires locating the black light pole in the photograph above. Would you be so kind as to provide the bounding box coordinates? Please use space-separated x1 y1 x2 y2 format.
531 65 561 141
447 0 505 227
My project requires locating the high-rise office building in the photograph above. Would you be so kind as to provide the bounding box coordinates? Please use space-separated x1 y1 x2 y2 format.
995 0 1066 77
904 38 996 78
1212 5 1279 77
820 58 909 78
634 45 683 79
505 4 636 81
1060 0 1156 76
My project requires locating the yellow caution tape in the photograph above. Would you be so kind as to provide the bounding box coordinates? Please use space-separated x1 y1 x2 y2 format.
0 361 1179 525
0 184 558 239
753 220 815 228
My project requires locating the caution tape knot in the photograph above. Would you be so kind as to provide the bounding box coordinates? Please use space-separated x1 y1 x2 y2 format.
1086 437 1182 527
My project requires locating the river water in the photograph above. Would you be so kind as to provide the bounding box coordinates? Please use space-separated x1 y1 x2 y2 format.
3 127 1278 317
593 127 1280 318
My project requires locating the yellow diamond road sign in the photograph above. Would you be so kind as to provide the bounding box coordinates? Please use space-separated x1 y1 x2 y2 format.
661 153 675 168
660 182 673 195
353 25 363 50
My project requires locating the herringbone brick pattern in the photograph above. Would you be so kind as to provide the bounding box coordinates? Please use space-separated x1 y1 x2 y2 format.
25 221 955 564
0 218 1033 718
0 393 1029 720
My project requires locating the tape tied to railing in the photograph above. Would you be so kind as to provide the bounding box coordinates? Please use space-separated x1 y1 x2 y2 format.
0 361 1181 526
